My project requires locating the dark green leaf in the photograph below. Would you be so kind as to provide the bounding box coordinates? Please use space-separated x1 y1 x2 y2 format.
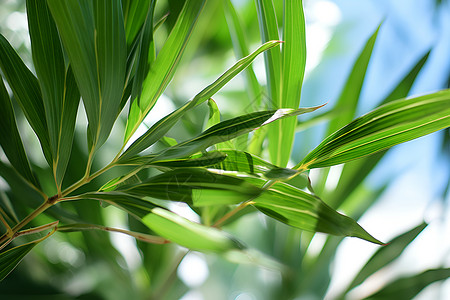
0 34 52 164
0 78 36 186
251 181 383 244
0 243 36 281
48 0 127 150
118 168 261 205
124 0 206 141
151 106 323 162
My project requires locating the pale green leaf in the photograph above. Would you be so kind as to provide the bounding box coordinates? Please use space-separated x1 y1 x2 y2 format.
297 90 450 170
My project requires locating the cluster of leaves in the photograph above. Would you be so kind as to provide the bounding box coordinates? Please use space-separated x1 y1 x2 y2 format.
0 0 449 299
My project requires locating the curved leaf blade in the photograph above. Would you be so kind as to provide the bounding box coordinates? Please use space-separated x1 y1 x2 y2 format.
124 0 206 141
363 268 450 300
0 34 52 164
0 78 36 186
297 90 450 170
0 243 35 281
152 106 323 162
252 181 383 244
120 40 282 160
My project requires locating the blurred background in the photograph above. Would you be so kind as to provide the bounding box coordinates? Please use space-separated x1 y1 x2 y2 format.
0 0 449 299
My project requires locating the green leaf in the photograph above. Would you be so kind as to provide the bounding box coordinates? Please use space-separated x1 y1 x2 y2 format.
326 50 431 209
122 0 151 46
27 0 77 186
346 222 428 293
326 23 381 136
223 0 262 106
0 78 36 186
297 90 450 170
0 34 52 164
48 0 127 151
363 268 450 300
142 207 243 252
120 151 227 168
130 1 156 108
120 40 282 160
124 0 206 142
269 0 307 167
0 243 36 281
118 168 261 205
255 0 281 111
151 106 323 162
209 150 299 180
251 181 383 244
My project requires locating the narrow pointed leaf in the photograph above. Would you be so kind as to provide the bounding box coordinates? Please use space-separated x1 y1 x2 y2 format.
363 268 450 300
327 51 431 209
48 0 127 150
124 0 206 141
130 1 156 107
347 222 428 292
118 168 261 205
0 243 36 281
251 181 383 244
123 0 151 46
142 207 243 252
121 40 282 160
326 24 381 136
223 0 262 106
297 90 450 170
209 150 299 180
269 0 307 167
0 78 36 186
120 151 227 168
152 106 323 162
0 34 51 164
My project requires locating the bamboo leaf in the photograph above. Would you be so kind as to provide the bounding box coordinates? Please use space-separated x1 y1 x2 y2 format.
117 168 261 205
120 151 227 168
269 0 307 167
122 0 151 46
0 225 56 281
346 222 428 293
48 0 127 151
326 23 381 136
251 181 383 244
142 207 243 252
0 34 52 164
297 90 450 170
209 150 299 180
151 106 323 162
120 40 282 160
0 78 36 186
130 1 156 108
223 0 262 106
363 268 450 300
326 50 431 209
124 0 206 141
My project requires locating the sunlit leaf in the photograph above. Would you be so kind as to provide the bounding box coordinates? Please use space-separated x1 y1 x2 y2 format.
151 106 323 162
124 0 206 141
297 90 450 170
120 40 282 160
269 0 306 167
